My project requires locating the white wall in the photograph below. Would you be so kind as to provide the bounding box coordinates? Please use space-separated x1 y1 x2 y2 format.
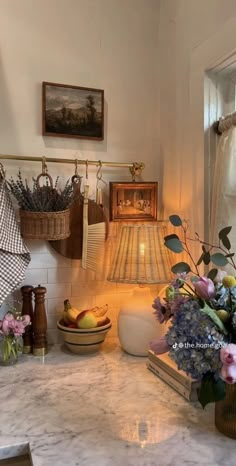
158 0 236 237
0 0 160 341
4 0 236 343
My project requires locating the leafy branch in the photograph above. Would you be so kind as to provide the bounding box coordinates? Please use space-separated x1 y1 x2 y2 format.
164 214 236 278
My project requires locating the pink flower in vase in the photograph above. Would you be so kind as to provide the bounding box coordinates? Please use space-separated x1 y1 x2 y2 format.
221 364 236 384
220 344 236 365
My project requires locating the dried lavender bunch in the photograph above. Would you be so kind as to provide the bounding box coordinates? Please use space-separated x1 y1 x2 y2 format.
7 170 77 212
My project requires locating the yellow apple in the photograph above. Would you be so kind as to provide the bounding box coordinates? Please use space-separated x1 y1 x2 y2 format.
76 310 97 329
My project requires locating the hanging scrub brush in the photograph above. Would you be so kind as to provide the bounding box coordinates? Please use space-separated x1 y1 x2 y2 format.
82 185 107 271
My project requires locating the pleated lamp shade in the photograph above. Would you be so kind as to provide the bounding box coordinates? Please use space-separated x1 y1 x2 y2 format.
108 223 173 356
107 223 173 284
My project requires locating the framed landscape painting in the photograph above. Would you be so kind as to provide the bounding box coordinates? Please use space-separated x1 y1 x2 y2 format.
109 182 158 221
42 81 104 140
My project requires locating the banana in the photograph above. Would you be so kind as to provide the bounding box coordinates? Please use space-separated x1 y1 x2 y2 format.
96 315 109 327
63 299 80 324
92 304 108 317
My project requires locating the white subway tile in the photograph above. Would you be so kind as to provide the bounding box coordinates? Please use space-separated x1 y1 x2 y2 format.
116 283 136 293
70 296 96 310
47 312 61 329
71 283 95 296
43 283 71 299
71 266 96 282
28 253 71 269
47 268 73 283
72 281 116 297
95 293 121 307
25 240 51 254
47 298 67 315
47 296 96 315
23 269 48 286
71 260 81 268
47 329 63 345
118 292 134 307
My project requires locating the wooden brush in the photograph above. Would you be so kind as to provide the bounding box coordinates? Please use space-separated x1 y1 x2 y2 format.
82 185 106 271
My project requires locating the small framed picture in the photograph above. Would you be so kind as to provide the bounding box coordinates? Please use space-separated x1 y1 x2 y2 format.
109 182 158 221
42 81 104 140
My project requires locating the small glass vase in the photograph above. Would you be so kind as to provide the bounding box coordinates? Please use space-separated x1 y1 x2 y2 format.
0 335 19 366
215 384 236 439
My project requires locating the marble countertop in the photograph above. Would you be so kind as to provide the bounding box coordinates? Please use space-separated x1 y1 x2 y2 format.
0 339 236 466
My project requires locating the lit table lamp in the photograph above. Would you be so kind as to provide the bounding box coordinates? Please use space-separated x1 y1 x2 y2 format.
107 223 173 356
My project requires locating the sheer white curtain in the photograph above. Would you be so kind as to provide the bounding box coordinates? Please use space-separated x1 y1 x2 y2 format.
210 126 236 258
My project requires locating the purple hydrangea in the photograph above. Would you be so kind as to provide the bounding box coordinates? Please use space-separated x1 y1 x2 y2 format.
166 298 228 380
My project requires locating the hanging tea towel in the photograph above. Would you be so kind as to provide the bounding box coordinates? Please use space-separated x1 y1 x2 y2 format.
0 177 31 305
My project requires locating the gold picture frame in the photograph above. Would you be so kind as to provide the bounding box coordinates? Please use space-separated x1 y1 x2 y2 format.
109 182 158 221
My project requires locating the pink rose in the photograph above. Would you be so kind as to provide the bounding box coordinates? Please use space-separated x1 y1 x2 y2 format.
221 364 236 384
220 344 236 365
194 276 215 300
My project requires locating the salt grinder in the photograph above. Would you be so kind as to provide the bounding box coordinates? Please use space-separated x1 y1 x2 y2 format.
21 285 34 354
33 285 47 356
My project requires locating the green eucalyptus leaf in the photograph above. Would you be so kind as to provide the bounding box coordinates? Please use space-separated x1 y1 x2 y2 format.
207 268 218 281
210 253 228 267
200 302 227 334
169 215 182 227
164 234 183 253
196 253 204 266
171 262 191 274
219 226 232 250
203 251 210 265
198 374 226 409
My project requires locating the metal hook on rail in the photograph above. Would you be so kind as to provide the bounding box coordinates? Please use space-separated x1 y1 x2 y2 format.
85 160 89 180
96 160 106 185
129 162 143 181
42 156 48 175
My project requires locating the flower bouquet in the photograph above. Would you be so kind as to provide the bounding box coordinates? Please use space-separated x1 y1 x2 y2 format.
150 215 236 409
0 310 30 365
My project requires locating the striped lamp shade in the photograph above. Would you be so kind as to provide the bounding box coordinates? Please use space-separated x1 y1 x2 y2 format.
107 223 173 284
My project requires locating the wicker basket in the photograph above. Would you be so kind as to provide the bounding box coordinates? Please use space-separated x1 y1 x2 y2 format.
20 208 70 240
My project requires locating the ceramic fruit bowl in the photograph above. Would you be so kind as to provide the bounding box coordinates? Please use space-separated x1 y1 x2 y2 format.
57 318 112 354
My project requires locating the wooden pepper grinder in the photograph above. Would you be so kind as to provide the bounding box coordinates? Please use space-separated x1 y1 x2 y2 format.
33 285 47 356
21 285 34 354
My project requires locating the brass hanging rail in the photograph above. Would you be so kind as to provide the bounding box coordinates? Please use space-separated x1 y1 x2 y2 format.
0 153 145 172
